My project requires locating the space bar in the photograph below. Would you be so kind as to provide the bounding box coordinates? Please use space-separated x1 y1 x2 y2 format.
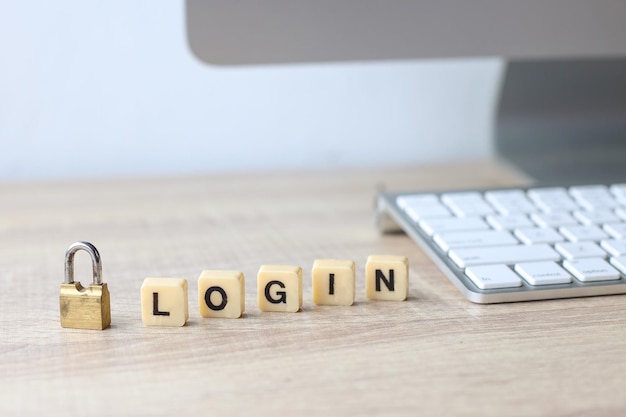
448 244 561 268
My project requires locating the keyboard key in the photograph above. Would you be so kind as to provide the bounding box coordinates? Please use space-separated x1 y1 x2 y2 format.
514 227 564 245
602 223 626 239
554 242 607 260
448 244 561 268
600 239 626 257
569 185 609 197
443 199 495 217
609 184 626 198
440 192 483 204
514 262 572 285
396 194 439 208
486 189 527 197
527 187 569 199
579 197 621 211
397 194 450 221
484 190 526 203
433 230 518 252
559 225 608 242
563 258 621 282
614 195 626 207
440 192 488 216
440 192 486 201
609 256 626 275
528 188 579 212
486 214 533 230
615 208 626 221
486 192 538 215
465 265 522 289
530 212 578 228
570 186 620 210
573 210 620 225
403 204 452 222
534 199 580 213
418 217 489 236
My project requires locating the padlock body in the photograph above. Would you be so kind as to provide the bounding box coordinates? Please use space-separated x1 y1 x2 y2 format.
59 282 111 330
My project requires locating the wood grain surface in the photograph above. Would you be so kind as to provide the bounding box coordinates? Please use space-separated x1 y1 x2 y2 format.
1 160 625 416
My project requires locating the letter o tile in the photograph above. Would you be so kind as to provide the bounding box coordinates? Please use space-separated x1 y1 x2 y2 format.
198 270 245 318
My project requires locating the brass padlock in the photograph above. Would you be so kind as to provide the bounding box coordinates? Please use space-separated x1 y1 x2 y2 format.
59 241 111 330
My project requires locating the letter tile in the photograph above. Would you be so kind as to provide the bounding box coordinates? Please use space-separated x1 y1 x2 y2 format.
365 255 409 301
198 270 245 318
257 265 302 312
141 278 189 326
312 259 355 306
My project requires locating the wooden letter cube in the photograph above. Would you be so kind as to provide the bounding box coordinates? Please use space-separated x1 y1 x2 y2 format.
365 255 409 301
141 278 189 326
312 259 355 306
198 270 245 318
257 265 302 312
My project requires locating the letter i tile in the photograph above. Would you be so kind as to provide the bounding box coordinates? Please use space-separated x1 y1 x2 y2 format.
312 259 355 306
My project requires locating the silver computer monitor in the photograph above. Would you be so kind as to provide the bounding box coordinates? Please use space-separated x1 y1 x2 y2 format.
186 0 626 184
187 0 626 65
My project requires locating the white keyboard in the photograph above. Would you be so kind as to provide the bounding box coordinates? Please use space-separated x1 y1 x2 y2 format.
377 185 626 303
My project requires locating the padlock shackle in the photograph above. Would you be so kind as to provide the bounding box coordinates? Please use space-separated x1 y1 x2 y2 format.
64 241 103 285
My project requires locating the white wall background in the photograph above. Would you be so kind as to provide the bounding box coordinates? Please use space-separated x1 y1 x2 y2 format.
0 1 503 181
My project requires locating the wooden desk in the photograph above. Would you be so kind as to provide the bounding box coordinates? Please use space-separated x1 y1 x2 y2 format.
1 160 625 416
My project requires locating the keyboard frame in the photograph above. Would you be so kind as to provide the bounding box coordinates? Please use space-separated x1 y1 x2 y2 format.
377 188 626 303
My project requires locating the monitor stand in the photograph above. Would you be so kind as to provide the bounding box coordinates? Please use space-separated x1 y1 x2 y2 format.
495 58 626 186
